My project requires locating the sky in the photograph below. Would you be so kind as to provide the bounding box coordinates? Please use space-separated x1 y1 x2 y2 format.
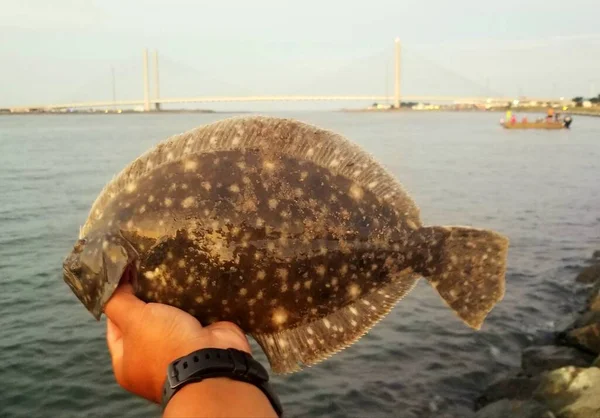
2 0 600 110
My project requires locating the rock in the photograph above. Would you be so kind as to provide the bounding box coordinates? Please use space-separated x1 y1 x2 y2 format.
572 311 600 329
592 250 600 260
576 264 600 284
521 346 595 376
474 399 554 418
534 366 600 417
593 355 600 367
475 375 543 410
588 282 600 312
566 323 600 354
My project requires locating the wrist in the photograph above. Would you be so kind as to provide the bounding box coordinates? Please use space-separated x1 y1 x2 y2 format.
164 377 278 418
160 347 282 417
156 339 250 402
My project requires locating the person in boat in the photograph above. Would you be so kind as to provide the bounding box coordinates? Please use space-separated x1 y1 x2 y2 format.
546 107 554 122
522 116 528 123
510 114 517 124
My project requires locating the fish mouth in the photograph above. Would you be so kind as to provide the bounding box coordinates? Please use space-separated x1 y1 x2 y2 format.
62 267 100 318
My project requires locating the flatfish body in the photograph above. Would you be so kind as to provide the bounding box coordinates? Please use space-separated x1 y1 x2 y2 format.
63 116 509 373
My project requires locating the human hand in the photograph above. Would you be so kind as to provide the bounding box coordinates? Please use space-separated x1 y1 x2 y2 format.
104 283 252 404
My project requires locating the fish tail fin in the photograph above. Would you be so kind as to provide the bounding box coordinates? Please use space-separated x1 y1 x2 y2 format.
420 226 509 330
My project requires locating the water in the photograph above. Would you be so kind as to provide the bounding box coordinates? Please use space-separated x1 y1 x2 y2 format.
1 112 599 417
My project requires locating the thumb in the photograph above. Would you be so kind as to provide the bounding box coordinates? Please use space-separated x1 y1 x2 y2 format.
106 318 125 384
104 283 146 333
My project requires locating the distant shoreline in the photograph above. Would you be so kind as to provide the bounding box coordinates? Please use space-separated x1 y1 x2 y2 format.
341 106 600 117
2 107 599 117
0 109 251 116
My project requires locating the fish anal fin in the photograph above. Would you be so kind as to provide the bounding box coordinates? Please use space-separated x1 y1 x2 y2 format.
252 277 418 374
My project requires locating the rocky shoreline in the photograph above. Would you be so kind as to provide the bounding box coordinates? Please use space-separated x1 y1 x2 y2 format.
474 251 600 418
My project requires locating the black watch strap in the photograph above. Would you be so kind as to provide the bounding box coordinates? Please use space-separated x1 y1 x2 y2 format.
161 348 283 417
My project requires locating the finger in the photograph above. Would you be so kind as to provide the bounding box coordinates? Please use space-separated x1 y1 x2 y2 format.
104 283 146 333
106 318 125 384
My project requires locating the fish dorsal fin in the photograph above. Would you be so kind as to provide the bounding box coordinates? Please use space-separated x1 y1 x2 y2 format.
253 270 419 374
82 116 420 236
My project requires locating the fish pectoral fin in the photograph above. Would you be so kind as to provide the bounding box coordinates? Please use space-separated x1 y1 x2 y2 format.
252 279 418 374
424 226 509 330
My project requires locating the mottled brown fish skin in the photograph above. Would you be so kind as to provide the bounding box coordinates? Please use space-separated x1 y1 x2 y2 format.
85 149 415 334
63 116 508 374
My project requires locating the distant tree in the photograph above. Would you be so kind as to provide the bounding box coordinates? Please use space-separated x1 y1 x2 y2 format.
572 97 584 107
590 97 600 104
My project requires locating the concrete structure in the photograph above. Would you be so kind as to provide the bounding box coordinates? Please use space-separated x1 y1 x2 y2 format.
6 39 572 112
153 50 160 111
142 49 151 111
394 38 401 108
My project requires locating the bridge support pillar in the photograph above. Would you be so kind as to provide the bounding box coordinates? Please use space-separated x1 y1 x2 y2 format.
143 49 151 111
394 38 401 109
153 50 161 111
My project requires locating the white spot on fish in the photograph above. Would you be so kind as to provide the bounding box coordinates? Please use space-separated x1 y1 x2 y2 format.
126 183 137 193
272 308 288 325
184 160 197 172
239 288 248 296
229 184 240 193
181 196 195 208
257 270 266 280
349 184 364 200
323 319 331 329
306 148 315 157
348 284 361 298
316 265 326 276
406 220 418 230
268 199 278 210
201 181 211 191
349 307 358 316
164 198 173 207
263 161 276 172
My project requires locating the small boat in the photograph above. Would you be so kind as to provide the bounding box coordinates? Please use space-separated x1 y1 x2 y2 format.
501 116 573 130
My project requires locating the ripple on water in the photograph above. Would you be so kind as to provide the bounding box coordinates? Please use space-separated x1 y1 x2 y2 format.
1 113 599 418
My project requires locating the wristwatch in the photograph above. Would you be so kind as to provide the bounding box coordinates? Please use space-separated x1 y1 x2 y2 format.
161 347 283 417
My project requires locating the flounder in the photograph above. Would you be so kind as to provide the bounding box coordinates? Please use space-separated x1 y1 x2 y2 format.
63 116 509 373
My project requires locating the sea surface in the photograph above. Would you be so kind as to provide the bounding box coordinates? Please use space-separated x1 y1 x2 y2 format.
1 111 599 418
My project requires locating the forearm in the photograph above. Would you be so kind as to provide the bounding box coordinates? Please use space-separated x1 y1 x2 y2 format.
163 377 278 418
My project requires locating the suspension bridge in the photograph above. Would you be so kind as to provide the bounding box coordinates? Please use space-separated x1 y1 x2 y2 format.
5 39 569 113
